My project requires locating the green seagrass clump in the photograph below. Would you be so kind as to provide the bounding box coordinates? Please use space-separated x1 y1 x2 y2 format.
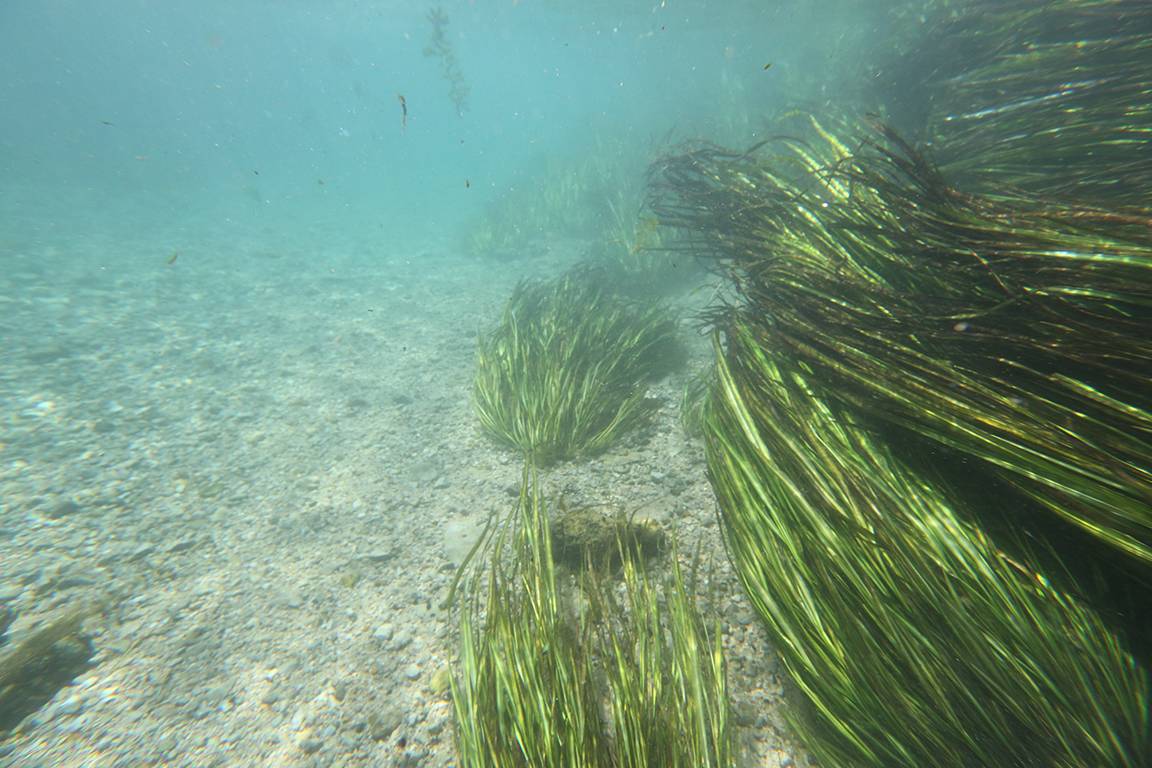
450 470 607 767
474 269 680 465
647 108 1150 765
919 0 1152 209
588 538 730 768
703 317 1150 768
650 115 1152 566
449 468 732 768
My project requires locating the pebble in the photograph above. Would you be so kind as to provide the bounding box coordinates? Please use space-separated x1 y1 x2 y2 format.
165 538 198 554
55 695 85 717
154 735 178 755
397 748 428 767
46 498 82 518
298 735 323 754
58 716 88 734
128 544 157 560
55 574 97 590
290 708 309 730
367 707 403 741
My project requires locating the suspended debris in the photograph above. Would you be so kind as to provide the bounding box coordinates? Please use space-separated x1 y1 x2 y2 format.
424 7 470 117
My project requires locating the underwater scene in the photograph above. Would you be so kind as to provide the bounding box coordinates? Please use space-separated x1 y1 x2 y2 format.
1 0 1150 766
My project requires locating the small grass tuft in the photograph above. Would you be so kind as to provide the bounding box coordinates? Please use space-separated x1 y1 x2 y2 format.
474 269 680 465
449 466 733 767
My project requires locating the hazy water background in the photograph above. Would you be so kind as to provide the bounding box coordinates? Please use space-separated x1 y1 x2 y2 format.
0 0 884 258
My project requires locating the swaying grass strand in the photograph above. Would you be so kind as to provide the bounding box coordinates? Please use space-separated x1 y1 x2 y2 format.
450 467 734 767
451 468 608 768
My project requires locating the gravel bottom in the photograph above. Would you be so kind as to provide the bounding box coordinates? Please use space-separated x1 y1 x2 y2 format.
0 227 809 768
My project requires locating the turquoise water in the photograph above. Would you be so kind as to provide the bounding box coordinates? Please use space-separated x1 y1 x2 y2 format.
0 1 881 251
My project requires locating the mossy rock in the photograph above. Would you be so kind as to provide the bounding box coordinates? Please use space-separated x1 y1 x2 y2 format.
551 500 667 571
429 666 453 699
1 605 95 735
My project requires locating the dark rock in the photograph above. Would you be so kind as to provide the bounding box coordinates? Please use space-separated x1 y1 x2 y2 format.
345 398 370 413
127 544 157 561
165 538 199 554
367 706 403 741
45 498 82 518
298 736 323 754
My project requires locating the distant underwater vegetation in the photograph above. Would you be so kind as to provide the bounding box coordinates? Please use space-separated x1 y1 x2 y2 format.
461 140 639 259
460 133 698 291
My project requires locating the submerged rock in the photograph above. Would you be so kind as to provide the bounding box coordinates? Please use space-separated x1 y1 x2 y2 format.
551 500 667 571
